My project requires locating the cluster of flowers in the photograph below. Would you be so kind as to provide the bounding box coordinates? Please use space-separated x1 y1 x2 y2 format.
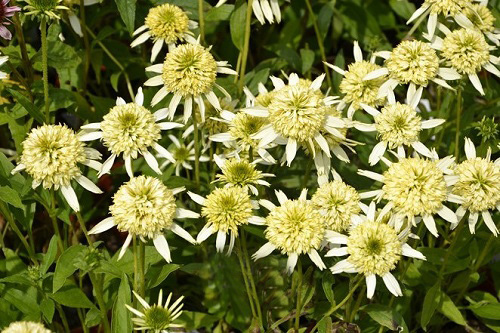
5 0 500 332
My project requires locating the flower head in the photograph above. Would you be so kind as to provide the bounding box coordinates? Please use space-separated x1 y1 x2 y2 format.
1 321 51 333
358 156 458 237
465 4 500 45
12 124 102 212
189 186 262 254
327 202 426 298
126 290 184 333
216 0 283 24
131 4 197 62
80 88 181 178
253 190 328 273
311 179 361 232
160 134 209 176
89 175 198 262
0 0 20 40
23 0 68 20
453 138 500 236
424 0 467 16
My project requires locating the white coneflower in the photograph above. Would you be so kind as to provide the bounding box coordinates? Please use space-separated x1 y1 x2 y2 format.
62 0 100 36
1 321 51 333
325 41 386 118
327 202 426 298
126 290 184 333
0 55 10 79
453 138 499 235
245 73 346 166
406 0 474 38
188 186 263 254
159 134 209 176
209 109 276 164
354 86 445 165
464 3 500 45
358 155 460 237
253 189 330 273
215 0 286 24
212 154 274 195
364 40 460 99
311 173 362 232
144 41 237 122
79 88 181 178
131 3 197 62
11 124 102 212
88 175 198 262
427 27 500 95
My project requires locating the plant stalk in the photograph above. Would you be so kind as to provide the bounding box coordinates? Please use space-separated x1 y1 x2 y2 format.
238 0 254 93
40 17 50 123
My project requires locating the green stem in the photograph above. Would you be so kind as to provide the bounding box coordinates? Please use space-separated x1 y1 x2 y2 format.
403 8 429 40
76 211 93 246
133 237 139 306
294 259 303 332
55 303 71 333
89 272 111 333
0 201 37 263
241 230 263 327
310 277 364 333
347 285 366 323
139 241 145 297
80 0 91 96
454 88 462 160
192 111 200 189
238 0 254 93
12 11 34 88
236 239 257 319
198 0 205 44
49 189 64 252
85 26 135 100
40 17 50 123
304 0 332 88
438 220 465 280
301 159 313 188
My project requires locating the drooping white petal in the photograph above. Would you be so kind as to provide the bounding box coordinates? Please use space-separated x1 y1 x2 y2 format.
422 214 438 237
325 247 348 257
259 199 276 211
79 131 103 141
170 223 197 244
427 13 437 38
402 243 426 260
482 211 499 236
357 170 384 182
153 143 176 164
88 217 115 235
286 253 298 274
366 274 377 299
61 184 80 212
118 234 133 260
325 231 348 244
248 216 266 225
363 68 389 81
369 141 387 166
285 139 297 166
437 205 458 223
382 272 402 297
437 67 461 81
153 235 172 263
175 207 199 219
197 223 215 243
75 175 102 194
215 231 227 252
330 259 356 274
151 87 169 106
411 141 432 158
150 39 164 63
130 31 151 47
468 73 485 96
308 249 326 270
421 118 445 129
142 150 161 174
252 242 276 260
187 191 206 205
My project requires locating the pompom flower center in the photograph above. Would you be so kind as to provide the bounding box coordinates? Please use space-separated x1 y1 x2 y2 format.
110 176 177 238
441 28 490 75
340 61 385 109
465 4 495 33
385 40 439 86
161 44 218 97
375 102 422 147
100 103 161 158
383 158 447 216
216 159 263 187
424 0 467 16
229 113 267 150
20 124 86 189
265 200 325 254
201 187 253 233
145 4 189 44
143 306 174 331
347 221 402 276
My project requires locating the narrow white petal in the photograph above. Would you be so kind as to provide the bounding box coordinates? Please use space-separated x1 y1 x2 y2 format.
210 132 233 142
132 25 148 36
363 68 389 81
427 13 437 37
143 150 161 174
205 91 221 111
407 5 428 24
118 234 132 260
11 163 26 174
369 141 387 166
421 118 445 129
468 212 479 233
80 122 101 130
310 74 325 90
187 191 206 205
366 274 377 299
423 214 438 237
153 235 172 263
252 0 265 24
79 131 102 141
358 169 384 182
215 231 227 252
175 207 200 219
437 67 461 80
171 223 197 244
454 13 474 29
402 243 426 260
75 175 102 194
61 184 80 212
88 217 115 235
124 155 133 178
468 73 485 96
308 249 326 270
259 199 276 211
130 31 150 47
324 62 345 75
330 259 356 274
146 64 164 74
325 247 348 257
286 253 298 274
325 231 348 244
353 41 363 62
252 242 276 260
484 62 500 78
158 122 183 131
482 211 499 236
464 137 476 159
314 134 331 157
437 205 458 223
360 103 380 116
150 39 163 62
411 141 432 158
248 216 266 225
153 143 176 164
151 87 169 106
382 272 402 297
286 139 297 166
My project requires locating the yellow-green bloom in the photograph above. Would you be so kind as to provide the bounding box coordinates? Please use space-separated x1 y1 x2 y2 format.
126 290 185 333
80 88 182 178
89 175 198 262
253 190 329 273
131 3 198 62
159 134 210 176
327 202 426 298
1 321 51 333
11 124 102 212
464 3 499 45
23 0 68 20
188 186 262 254
453 138 500 236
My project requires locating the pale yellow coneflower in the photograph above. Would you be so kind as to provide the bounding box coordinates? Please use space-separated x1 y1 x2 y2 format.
159 134 210 177
188 186 263 254
353 86 445 165
358 155 460 237
144 41 237 123
11 124 102 212
453 137 499 236
126 290 185 333
131 3 198 62
325 41 386 118
253 189 331 273
464 3 500 46
1 321 51 333
79 88 182 178
327 202 426 298
88 175 198 262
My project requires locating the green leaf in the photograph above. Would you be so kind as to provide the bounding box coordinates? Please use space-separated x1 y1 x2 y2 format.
300 49 315 74
389 0 416 19
85 307 102 327
53 245 86 293
421 282 441 329
146 264 180 289
8 89 44 124
322 273 335 304
317 1 335 39
40 235 58 275
50 284 94 308
317 316 333 333
230 0 246 51
0 185 24 209
362 304 408 332
206 4 234 21
438 292 466 326
111 274 132 333
114 0 136 35
40 298 55 323
470 303 500 320
178 311 220 331
1 286 40 316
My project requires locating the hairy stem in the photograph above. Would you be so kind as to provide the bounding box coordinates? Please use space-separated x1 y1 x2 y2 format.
40 17 50 123
454 88 462 160
241 230 263 327
236 238 257 319
80 0 91 96
89 272 111 333
238 0 254 93
192 110 201 189
198 0 205 44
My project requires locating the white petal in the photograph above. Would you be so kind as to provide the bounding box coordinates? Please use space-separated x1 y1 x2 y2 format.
132 25 148 36
285 139 297 166
168 93 183 119
427 13 437 38
402 243 426 260
146 64 164 74
252 0 265 24
438 67 461 80
369 141 387 166
324 62 345 75
210 132 233 142
68 12 82 36
171 223 197 244
252 242 276 260
75 175 102 194
437 205 458 223
124 155 133 178
151 87 169 106
357 169 384 182
484 62 500 78
366 274 377 299
153 235 171 263
468 212 479 233
187 191 206 205
464 137 476 159
205 91 221 111
411 141 432 158
407 5 428 24
382 272 402 297
215 231 227 252
11 163 26 174
363 68 389 81
130 31 151 47
422 214 438 237
421 119 445 129
175 207 199 219
325 247 348 257
61 184 80 212
454 13 474 29
153 143 176 164
330 259 356 274
248 216 266 225
286 253 298 274
324 231 348 244
310 74 325 90
482 211 499 236
79 131 102 141
259 199 276 211
88 217 115 235
353 41 363 62
308 249 326 270
150 39 164 62
118 234 133 260
468 73 485 96
142 150 161 174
